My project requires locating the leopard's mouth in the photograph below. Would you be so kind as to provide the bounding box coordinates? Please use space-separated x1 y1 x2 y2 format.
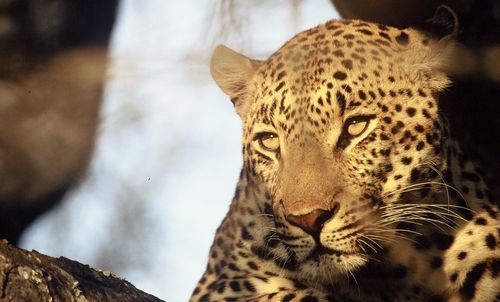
305 240 359 262
270 231 370 281
295 241 369 282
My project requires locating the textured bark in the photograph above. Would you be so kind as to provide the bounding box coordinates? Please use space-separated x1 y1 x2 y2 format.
0 241 164 302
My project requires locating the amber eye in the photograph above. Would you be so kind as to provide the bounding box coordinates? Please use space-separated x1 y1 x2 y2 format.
344 115 374 138
255 132 280 152
336 115 375 149
347 119 368 137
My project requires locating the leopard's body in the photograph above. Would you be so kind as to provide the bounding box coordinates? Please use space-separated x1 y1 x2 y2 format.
191 17 500 302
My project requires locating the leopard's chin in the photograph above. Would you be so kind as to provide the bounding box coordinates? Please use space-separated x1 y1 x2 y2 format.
297 249 368 283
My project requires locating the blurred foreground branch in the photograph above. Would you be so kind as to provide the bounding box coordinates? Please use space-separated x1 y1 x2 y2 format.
0 241 164 302
0 0 119 244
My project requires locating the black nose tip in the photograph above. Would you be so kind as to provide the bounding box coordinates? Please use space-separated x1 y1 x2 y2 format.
286 204 339 236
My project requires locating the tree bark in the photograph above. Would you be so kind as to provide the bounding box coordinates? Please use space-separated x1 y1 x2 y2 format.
0 241 164 302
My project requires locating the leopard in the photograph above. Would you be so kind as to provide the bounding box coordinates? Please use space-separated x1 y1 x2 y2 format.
191 9 500 302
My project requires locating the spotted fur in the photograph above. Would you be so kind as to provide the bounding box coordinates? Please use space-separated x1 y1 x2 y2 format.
191 18 500 302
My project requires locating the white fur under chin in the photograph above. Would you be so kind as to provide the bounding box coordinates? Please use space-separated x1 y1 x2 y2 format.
297 253 368 284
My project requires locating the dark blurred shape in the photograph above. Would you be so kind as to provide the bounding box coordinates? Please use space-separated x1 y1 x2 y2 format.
331 0 500 45
0 0 119 244
0 0 119 77
331 0 500 203
331 0 441 29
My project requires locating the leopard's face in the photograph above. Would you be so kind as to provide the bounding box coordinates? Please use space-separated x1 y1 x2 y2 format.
211 20 454 282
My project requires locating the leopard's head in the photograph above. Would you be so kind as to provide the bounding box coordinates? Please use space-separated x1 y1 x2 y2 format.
211 17 456 281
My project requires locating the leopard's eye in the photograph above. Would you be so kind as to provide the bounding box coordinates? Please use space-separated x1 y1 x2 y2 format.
346 119 369 137
255 132 280 152
343 115 375 138
336 115 374 149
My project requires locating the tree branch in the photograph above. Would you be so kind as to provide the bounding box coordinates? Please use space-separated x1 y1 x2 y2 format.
0 241 164 302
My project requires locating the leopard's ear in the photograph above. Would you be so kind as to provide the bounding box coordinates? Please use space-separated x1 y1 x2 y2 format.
210 45 261 117
424 6 458 91
404 6 458 92
425 5 459 40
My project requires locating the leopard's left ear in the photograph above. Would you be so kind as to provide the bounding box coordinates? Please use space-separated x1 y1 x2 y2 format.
210 45 262 118
425 5 459 40
409 6 458 92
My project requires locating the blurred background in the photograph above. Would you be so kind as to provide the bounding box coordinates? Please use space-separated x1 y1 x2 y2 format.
1 0 498 301
11 1 337 301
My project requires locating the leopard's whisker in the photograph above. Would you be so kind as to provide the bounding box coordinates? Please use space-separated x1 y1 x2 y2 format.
366 226 423 238
357 238 377 254
361 234 386 250
384 181 465 202
359 233 385 250
425 163 452 207
379 206 465 230
348 270 361 300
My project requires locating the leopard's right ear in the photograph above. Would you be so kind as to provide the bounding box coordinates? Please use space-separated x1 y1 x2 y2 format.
210 45 261 117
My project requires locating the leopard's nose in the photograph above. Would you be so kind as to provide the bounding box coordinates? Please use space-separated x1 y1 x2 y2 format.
286 204 339 237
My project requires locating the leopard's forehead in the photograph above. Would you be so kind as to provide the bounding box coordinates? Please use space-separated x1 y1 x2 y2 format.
255 19 427 91
245 19 438 135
